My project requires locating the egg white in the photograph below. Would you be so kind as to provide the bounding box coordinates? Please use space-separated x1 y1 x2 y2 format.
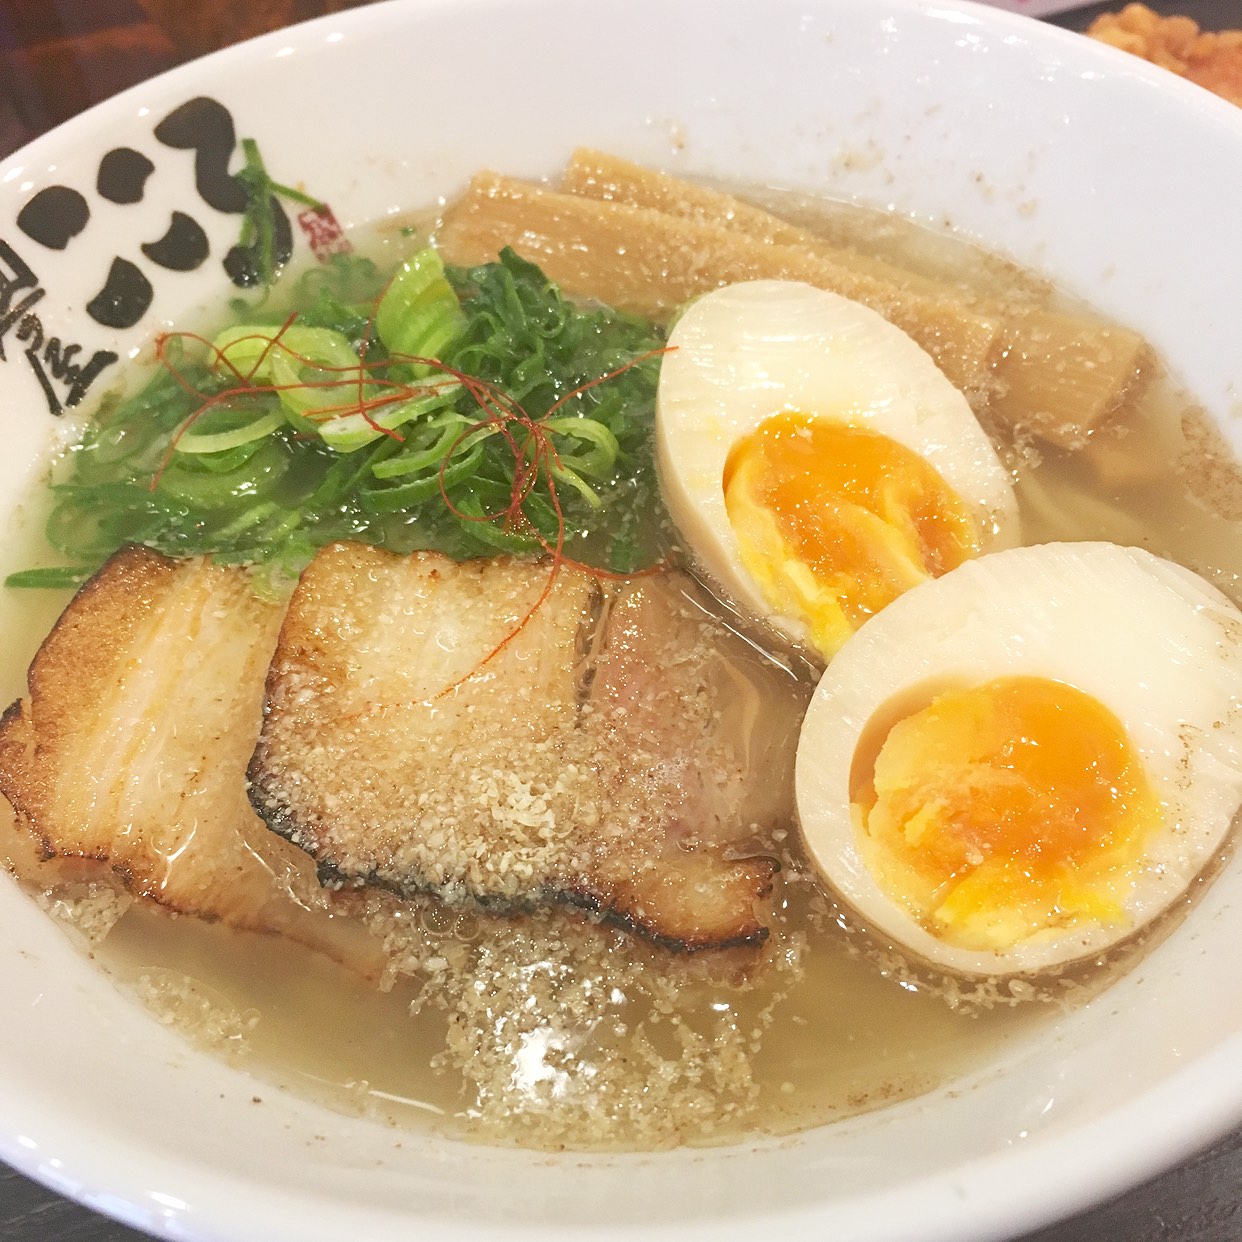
795 541 1242 978
656 280 1020 657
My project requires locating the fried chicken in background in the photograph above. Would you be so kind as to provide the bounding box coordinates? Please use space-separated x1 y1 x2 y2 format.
1088 3 1242 105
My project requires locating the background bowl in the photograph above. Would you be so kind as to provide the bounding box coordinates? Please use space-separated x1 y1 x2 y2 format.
1 1 1241 1239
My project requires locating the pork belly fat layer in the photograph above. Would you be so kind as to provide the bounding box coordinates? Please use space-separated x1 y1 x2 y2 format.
248 544 783 952
0 545 384 973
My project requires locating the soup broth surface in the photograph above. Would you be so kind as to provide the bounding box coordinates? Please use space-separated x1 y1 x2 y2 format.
2 178 1239 1152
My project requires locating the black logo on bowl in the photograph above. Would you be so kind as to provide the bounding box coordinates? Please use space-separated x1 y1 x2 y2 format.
14 186 90 251
4 95 346 417
96 148 156 206
0 241 118 415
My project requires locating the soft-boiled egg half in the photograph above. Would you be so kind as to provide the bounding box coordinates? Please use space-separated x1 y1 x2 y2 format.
796 541 1242 978
656 280 1019 661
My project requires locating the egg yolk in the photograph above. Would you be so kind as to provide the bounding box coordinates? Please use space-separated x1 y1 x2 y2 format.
722 412 979 659
852 675 1163 953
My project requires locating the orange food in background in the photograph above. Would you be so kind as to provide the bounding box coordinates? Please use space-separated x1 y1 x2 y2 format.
1088 4 1242 106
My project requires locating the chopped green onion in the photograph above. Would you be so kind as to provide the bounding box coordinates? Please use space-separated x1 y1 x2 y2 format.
4 566 95 589
14 249 668 588
175 408 285 454
376 249 468 368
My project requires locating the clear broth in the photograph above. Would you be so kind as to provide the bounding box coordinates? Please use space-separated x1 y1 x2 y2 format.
4 182 1241 1152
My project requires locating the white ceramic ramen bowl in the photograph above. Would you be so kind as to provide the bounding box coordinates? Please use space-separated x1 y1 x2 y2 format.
1 0 1240 1239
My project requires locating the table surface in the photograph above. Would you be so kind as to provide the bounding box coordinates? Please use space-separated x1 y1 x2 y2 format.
2 0 1241 1239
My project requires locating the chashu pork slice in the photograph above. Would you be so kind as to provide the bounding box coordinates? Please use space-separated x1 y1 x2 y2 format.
0 545 383 973
248 543 782 951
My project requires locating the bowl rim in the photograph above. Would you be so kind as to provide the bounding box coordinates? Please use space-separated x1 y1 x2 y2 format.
4 1014 1239 1242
